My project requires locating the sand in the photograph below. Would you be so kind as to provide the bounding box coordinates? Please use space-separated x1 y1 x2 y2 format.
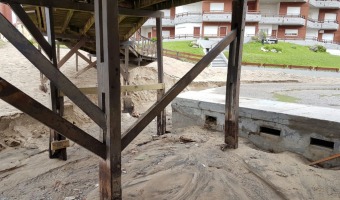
0 42 339 199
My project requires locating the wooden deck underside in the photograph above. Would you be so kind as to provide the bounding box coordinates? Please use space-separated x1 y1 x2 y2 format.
16 0 202 54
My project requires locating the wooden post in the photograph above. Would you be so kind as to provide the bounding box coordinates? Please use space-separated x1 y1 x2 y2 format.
156 17 166 135
57 41 60 62
45 7 67 160
76 52 79 71
95 0 122 199
123 45 133 113
225 0 246 149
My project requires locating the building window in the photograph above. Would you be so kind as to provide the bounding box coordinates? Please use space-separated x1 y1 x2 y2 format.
287 7 301 15
285 29 298 36
210 3 224 12
324 13 337 22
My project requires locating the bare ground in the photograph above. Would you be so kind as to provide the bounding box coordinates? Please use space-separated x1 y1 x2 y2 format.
0 43 339 200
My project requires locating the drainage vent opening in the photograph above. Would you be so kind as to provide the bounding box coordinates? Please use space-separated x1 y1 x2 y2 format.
205 116 217 129
259 126 281 136
310 138 334 149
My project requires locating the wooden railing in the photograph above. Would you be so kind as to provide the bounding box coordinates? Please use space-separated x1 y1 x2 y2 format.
130 31 157 58
163 49 203 62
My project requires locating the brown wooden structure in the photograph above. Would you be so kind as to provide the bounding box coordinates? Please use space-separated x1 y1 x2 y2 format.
0 0 246 199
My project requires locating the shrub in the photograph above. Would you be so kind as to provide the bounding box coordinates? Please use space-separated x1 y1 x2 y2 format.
309 45 326 52
150 37 157 42
203 36 209 40
263 45 282 53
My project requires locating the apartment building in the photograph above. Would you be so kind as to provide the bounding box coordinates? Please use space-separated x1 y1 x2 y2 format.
0 3 12 23
141 0 340 44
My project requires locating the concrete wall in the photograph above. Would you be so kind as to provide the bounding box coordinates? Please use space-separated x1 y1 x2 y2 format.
172 90 340 167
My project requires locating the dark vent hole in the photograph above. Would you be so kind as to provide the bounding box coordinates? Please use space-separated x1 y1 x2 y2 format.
205 116 217 129
260 126 281 136
310 138 334 149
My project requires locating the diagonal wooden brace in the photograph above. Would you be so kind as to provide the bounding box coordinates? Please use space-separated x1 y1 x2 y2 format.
121 30 237 150
0 77 106 159
42 38 87 83
0 13 106 129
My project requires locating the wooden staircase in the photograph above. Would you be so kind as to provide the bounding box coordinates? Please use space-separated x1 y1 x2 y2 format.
120 31 157 65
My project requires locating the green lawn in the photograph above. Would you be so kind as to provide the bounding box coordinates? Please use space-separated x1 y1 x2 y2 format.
234 42 340 68
163 40 204 56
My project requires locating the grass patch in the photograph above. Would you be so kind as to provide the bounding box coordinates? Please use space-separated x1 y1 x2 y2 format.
234 42 340 68
273 93 300 103
163 40 340 68
163 40 204 55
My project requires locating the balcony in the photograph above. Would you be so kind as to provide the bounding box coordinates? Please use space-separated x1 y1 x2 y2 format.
307 19 339 30
143 17 175 27
260 14 305 26
202 11 261 22
309 0 340 9
174 12 202 24
246 11 262 22
203 11 232 22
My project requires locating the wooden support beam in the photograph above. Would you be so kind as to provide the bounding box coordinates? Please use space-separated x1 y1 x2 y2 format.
309 154 340 166
135 0 167 8
57 38 86 68
225 0 246 149
123 17 148 40
81 15 94 35
121 30 237 150
119 8 163 17
64 43 92 64
1 0 164 17
0 78 105 159
1 0 94 11
74 61 96 77
95 0 122 198
60 10 74 33
45 6 67 160
9 3 52 59
0 13 106 129
156 17 166 135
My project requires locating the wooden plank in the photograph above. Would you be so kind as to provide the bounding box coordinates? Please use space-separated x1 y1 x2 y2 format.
123 83 165 92
60 10 74 33
224 0 246 149
59 84 165 96
309 154 340 166
0 78 105 159
121 30 237 150
156 17 166 135
0 14 106 129
81 16 94 35
95 0 122 198
51 140 70 151
9 4 52 59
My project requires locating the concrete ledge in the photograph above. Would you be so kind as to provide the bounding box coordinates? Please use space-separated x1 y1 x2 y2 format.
172 87 340 167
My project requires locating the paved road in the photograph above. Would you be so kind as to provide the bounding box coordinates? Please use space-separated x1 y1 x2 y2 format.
240 67 340 109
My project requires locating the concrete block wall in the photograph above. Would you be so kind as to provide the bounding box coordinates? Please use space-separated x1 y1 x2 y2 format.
172 89 340 167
